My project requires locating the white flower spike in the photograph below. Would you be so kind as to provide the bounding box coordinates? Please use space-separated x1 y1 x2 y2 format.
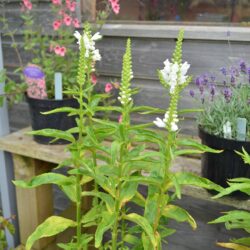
160 59 190 94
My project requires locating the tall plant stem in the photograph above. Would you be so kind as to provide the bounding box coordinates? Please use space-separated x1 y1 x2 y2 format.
76 81 84 249
152 91 179 245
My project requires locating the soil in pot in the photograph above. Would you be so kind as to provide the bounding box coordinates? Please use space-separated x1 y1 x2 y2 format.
26 95 78 145
199 126 250 198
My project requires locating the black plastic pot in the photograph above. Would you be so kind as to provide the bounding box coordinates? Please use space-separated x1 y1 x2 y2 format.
199 126 250 194
26 95 78 144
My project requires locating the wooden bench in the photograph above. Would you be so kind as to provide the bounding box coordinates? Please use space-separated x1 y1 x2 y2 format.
0 127 249 249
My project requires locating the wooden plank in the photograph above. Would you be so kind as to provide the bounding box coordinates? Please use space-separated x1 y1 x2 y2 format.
81 0 96 21
13 154 55 249
100 24 250 42
0 127 249 210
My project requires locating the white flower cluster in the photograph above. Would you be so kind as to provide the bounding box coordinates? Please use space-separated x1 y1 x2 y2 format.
117 70 133 105
153 111 179 132
160 59 190 94
74 31 102 61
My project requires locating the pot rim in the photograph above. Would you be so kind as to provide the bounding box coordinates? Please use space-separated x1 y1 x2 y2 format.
198 125 250 151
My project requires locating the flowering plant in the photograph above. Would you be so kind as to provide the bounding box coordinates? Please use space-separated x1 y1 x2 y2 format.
14 27 223 250
190 61 250 140
0 0 120 102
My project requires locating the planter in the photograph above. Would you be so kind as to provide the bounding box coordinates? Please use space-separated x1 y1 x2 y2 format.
26 95 78 144
199 126 250 194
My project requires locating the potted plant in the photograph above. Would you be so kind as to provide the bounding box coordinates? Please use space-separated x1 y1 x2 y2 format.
0 0 120 144
190 61 250 190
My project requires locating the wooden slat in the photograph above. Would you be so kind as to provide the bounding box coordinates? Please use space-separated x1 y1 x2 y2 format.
81 0 96 21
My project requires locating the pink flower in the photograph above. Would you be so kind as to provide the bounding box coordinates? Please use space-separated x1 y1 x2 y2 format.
91 74 97 85
51 0 61 5
105 83 113 93
53 20 61 30
22 0 32 10
109 0 120 14
68 1 76 11
63 14 72 26
118 115 122 123
59 46 66 56
111 3 120 14
54 45 61 55
73 18 80 28
58 9 64 16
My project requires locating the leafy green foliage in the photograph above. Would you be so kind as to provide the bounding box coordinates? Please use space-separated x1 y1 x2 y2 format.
13 28 224 250
0 210 15 250
211 149 250 249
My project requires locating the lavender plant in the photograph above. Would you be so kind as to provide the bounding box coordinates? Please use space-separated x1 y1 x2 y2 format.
13 28 223 250
191 61 250 140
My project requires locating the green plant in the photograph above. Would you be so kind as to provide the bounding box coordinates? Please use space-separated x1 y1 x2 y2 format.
190 61 250 140
14 28 223 250
209 148 250 250
0 0 119 103
0 211 15 250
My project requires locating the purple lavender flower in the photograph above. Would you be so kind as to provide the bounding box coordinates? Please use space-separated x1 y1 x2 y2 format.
223 87 232 102
210 74 216 82
220 67 227 76
247 67 250 84
230 66 239 77
189 89 195 98
195 76 205 95
230 75 236 86
239 60 247 73
209 83 216 101
195 76 203 86
203 74 209 85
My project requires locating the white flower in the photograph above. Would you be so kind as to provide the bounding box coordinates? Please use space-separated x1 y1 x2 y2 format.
92 32 102 41
171 122 178 132
154 111 179 132
74 31 102 61
74 31 82 47
160 59 190 93
92 49 101 61
153 117 166 128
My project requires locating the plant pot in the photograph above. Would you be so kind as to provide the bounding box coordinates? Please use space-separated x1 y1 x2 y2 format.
26 95 78 144
198 126 250 196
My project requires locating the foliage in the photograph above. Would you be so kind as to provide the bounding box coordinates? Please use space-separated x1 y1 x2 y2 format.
190 61 250 140
14 27 223 249
210 148 250 250
0 210 15 250
0 0 119 104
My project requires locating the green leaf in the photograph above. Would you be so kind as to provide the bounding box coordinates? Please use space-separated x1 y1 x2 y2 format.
212 183 250 199
13 173 74 188
176 139 223 154
163 205 197 230
41 107 79 116
233 238 250 247
123 213 157 248
174 172 223 192
82 204 103 224
95 211 115 248
27 129 75 143
216 242 250 250
81 191 115 212
209 210 250 231
178 108 203 115
235 148 250 165
119 182 138 208
13 173 77 202
26 216 76 250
